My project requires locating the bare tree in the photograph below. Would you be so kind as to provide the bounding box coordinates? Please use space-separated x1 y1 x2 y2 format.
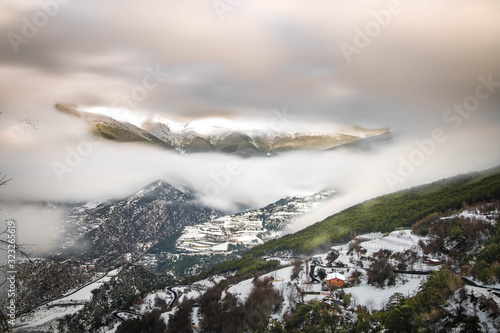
0 174 11 187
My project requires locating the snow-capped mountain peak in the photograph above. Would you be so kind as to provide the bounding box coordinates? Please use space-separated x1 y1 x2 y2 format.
55 104 391 156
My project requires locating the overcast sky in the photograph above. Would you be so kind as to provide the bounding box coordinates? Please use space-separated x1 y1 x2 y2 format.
1 0 500 247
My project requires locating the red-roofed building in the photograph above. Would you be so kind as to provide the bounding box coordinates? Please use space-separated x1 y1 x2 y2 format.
327 272 345 290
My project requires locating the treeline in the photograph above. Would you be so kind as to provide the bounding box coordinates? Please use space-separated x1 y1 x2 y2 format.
354 268 498 332
169 276 284 332
412 201 500 284
191 257 280 282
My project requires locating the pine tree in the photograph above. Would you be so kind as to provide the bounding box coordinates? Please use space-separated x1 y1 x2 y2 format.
386 305 413 333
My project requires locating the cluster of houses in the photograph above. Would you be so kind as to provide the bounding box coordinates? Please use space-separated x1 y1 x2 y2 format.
176 216 273 254
176 190 336 255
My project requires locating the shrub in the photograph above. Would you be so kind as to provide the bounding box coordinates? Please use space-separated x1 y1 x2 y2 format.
245 277 284 330
368 258 395 288
326 250 340 265
291 259 302 280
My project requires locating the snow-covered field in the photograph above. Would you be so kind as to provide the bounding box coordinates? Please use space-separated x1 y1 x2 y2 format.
354 231 423 253
328 229 438 272
347 275 426 309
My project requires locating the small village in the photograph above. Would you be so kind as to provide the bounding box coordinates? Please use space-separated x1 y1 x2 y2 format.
150 228 447 332
176 190 336 254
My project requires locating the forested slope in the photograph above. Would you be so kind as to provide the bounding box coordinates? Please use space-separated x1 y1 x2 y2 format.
249 166 500 256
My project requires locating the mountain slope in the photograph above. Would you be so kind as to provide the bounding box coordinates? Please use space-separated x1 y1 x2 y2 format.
54 180 224 269
193 166 500 278
247 166 500 256
141 119 215 153
54 104 173 149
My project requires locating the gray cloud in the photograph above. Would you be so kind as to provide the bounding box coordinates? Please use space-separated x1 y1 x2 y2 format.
0 0 497 124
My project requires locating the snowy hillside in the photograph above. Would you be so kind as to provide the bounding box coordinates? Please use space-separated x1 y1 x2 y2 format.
51 180 223 270
14 268 121 331
176 190 335 254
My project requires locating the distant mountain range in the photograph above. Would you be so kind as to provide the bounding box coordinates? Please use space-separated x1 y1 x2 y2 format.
54 104 390 156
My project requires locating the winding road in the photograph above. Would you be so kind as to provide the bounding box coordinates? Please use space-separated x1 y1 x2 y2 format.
112 310 144 322
167 287 179 308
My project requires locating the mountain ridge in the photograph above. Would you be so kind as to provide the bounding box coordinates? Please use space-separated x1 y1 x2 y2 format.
54 104 390 156
51 179 224 269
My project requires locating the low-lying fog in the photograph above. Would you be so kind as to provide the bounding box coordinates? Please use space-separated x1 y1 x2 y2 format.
1 112 499 253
